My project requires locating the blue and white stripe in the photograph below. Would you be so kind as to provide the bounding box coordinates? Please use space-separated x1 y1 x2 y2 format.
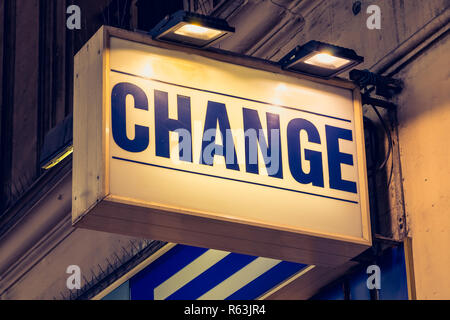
129 244 310 300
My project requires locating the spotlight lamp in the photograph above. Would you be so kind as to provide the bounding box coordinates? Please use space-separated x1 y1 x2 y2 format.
279 41 364 78
149 10 235 48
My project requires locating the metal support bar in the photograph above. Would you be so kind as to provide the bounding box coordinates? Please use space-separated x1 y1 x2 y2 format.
361 93 397 110
350 69 403 99
373 234 403 246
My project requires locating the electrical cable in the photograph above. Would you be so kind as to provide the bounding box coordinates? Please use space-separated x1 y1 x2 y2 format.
198 0 207 14
362 85 393 173
119 0 129 29
363 91 395 192
387 143 394 188
269 0 304 20
370 103 392 171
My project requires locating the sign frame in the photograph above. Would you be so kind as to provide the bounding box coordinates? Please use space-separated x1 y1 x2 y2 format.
73 26 371 267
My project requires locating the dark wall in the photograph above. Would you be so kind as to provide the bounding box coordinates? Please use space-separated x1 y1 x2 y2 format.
11 0 40 202
1 0 17 211
0 0 185 213
136 0 184 31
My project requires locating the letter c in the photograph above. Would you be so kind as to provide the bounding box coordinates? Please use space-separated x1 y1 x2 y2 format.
111 82 149 152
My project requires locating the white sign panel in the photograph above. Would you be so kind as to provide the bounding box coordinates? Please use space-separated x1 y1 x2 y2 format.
73 27 371 266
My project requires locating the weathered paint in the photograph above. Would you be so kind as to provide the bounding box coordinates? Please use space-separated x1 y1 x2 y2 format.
395 36 450 299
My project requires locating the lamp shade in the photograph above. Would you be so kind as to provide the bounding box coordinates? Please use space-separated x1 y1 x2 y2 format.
279 41 364 78
149 10 235 47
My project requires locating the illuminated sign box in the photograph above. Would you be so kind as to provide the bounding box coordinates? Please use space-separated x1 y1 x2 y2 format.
73 26 371 267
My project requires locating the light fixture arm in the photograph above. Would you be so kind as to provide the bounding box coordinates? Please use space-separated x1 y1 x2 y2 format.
350 69 403 100
361 92 397 110
148 15 171 37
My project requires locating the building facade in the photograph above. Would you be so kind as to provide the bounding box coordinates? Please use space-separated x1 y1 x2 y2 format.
0 0 448 300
